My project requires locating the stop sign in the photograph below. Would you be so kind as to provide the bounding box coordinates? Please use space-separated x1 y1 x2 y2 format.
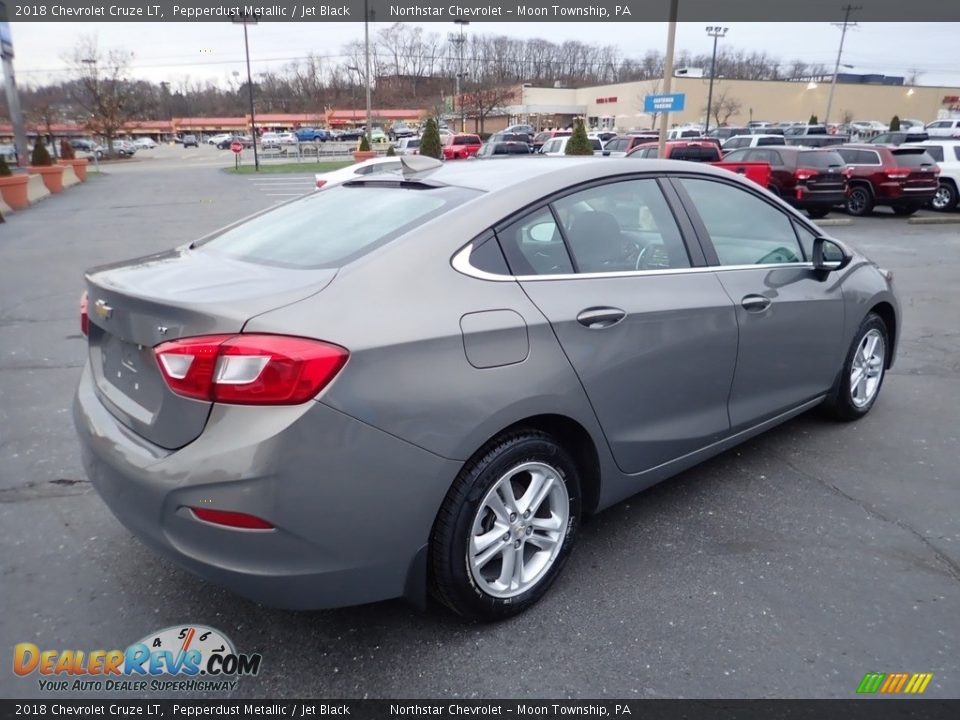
231 141 243 153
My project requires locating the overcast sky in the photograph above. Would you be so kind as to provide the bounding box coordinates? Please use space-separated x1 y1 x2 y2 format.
6 22 960 88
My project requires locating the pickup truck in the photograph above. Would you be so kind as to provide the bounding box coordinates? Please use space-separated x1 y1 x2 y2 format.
627 141 772 188
294 128 330 142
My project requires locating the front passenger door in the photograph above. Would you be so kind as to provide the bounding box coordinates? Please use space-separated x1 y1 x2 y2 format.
674 177 845 429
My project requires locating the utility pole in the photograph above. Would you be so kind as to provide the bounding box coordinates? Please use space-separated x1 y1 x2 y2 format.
233 14 259 171
657 0 679 159
0 3 28 167
363 0 373 145
452 20 469 132
703 26 728 134
824 4 860 126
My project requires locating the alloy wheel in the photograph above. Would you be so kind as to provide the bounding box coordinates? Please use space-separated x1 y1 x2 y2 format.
467 461 569 599
850 329 885 408
932 185 953 211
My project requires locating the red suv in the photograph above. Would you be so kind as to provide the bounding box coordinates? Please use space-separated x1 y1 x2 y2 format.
835 144 940 216
442 134 483 160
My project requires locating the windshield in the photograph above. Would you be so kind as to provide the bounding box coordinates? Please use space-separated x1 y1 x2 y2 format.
197 185 479 269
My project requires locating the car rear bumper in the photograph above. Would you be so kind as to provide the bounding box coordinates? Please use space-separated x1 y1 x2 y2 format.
74 363 459 610
791 189 847 208
875 183 938 203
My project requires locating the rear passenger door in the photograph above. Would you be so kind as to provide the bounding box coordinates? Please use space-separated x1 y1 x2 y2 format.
673 176 845 429
497 177 739 474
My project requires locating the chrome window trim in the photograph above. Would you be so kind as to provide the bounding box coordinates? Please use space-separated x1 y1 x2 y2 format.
452 242 812 282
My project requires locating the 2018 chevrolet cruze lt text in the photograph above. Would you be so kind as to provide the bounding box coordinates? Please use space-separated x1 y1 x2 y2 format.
74 157 899 620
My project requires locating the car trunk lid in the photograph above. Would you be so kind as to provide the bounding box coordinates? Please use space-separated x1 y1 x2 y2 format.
84 247 336 449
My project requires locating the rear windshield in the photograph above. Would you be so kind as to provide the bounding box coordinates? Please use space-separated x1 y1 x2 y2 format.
798 151 845 168
669 146 720 162
454 135 481 145
197 185 478 269
405 138 421 148
893 149 937 168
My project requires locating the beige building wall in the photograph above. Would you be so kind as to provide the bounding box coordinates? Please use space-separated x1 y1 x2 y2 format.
520 78 960 129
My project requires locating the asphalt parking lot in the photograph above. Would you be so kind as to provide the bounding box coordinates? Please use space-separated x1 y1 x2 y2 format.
1 153 958 700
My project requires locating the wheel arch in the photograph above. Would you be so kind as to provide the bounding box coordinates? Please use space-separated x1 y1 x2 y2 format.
869 301 898 368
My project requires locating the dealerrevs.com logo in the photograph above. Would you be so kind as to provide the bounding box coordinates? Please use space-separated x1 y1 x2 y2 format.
13 625 262 693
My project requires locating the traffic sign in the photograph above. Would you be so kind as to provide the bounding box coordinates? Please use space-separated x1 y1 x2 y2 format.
231 141 243 153
644 93 686 113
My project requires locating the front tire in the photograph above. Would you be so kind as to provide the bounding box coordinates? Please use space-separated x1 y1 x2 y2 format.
822 313 889 421
846 186 874 216
931 181 958 212
430 430 581 621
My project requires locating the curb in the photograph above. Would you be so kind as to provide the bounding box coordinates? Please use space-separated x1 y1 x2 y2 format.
908 215 960 225
816 218 854 226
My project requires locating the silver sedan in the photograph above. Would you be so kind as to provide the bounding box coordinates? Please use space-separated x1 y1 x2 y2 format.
74 157 899 620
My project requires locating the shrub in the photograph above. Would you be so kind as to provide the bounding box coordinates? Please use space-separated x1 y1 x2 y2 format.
889 115 901 131
60 139 76 160
565 118 594 155
808 114 819 125
0 156 11 177
386 144 396 157
31 137 53 167
419 118 443 159
358 134 371 152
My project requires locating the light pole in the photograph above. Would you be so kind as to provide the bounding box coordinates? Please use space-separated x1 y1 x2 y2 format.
362 0 373 145
233 14 259 171
704 26 728 134
824 5 861 126
657 0 678 159
452 20 469 132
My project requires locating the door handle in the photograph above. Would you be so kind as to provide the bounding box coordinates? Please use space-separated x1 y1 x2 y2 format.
741 294 772 312
577 307 627 329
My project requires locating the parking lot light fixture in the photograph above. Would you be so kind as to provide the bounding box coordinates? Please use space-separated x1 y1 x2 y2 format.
704 26 728 135
233 14 259 171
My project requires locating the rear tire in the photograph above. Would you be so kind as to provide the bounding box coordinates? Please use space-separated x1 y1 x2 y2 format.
845 185 874 216
430 430 581 621
807 207 830 219
822 313 889 421
893 204 920 216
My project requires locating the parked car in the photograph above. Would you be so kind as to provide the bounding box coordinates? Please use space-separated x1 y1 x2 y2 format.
314 156 405 190
588 130 618 144
601 133 659 157
207 133 233 146
395 137 422 156
924 118 960 138
70 139 104 159
666 128 703 140
834 144 940 216
112 140 138 157
489 132 533 148
627 140 722 163
0 143 16 163
504 124 536 135
337 129 364 142
295 128 330 142
721 146 848 218
539 136 603 156
721 134 786 153
784 125 829 137
784 135 849 149
531 130 571 152
370 128 389 145
867 131 929 146
898 118 926 131
475 141 536 158
388 123 417 140
74 156 900 620
913 139 960 211
850 120 889 137
706 127 751 141
133 137 157 149
182 134 199 148
442 133 483 160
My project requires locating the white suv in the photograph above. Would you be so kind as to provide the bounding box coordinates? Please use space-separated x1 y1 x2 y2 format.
925 119 960 138
914 139 960 211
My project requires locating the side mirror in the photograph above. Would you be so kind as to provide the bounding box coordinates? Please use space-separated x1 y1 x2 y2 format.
812 236 852 273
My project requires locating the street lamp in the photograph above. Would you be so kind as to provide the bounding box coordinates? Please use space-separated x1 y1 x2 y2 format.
704 26 728 134
452 20 469 132
232 14 259 171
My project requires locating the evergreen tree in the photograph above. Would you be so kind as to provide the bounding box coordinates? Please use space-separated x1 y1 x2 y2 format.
420 118 443 159
31 137 53 167
889 115 901 131
808 114 819 125
565 118 594 155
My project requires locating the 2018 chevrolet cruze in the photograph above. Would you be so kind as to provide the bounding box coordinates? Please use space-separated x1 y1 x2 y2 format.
75 157 899 620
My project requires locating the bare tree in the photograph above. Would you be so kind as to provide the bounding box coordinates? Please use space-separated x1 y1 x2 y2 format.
67 37 142 155
23 86 65 158
703 87 743 127
461 84 517 134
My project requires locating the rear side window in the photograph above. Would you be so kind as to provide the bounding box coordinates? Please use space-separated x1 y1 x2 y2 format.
605 138 628 152
757 136 785 146
497 208 574 276
198 186 476 269
923 146 944 162
893 150 936 168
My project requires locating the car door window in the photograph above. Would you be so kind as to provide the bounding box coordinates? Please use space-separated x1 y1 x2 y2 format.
723 149 750 163
678 178 803 266
496 208 574 276
552 179 691 273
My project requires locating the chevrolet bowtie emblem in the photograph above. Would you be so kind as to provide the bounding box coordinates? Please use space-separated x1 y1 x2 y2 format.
93 299 112 320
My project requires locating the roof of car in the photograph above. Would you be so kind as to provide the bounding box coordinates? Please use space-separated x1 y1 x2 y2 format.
397 157 747 193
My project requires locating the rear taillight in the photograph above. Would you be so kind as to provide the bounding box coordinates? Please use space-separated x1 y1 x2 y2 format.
154 334 348 405
885 169 910 180
190 507 273 530
794 168 818 181
315 179 327 189
842 167 854 178
80 291 89 336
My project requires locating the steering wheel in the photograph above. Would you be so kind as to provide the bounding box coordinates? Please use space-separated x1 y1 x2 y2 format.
756 247 796 265
635 246 649 271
